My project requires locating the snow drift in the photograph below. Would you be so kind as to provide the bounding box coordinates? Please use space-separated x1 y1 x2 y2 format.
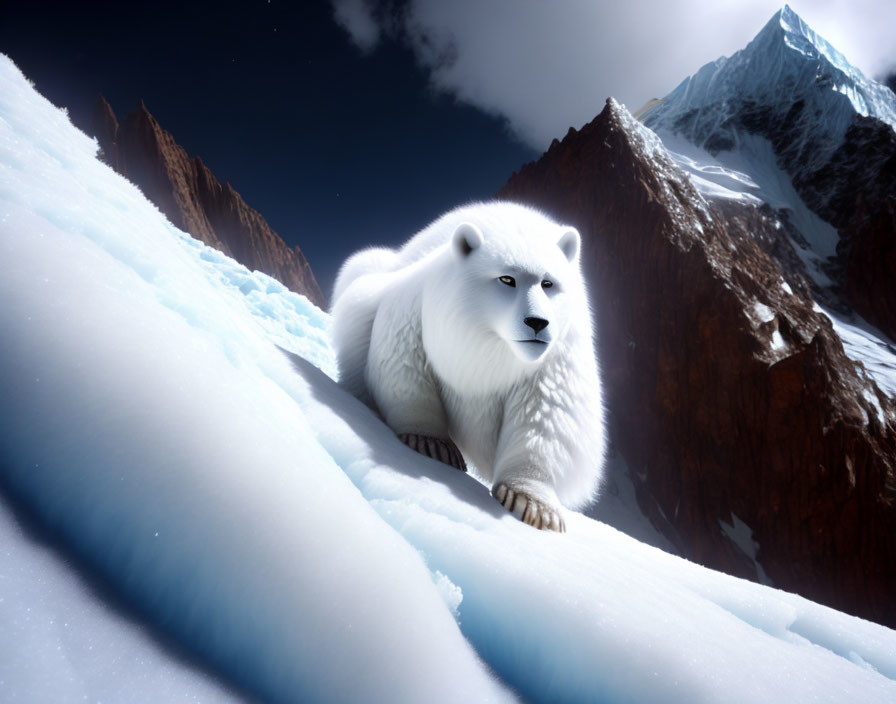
1 54 896 703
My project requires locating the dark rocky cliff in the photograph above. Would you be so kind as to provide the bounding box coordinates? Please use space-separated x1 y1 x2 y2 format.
89 95 323 307
500 99 896 627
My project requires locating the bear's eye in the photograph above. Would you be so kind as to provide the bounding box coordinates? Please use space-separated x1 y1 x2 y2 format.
498 276 516 287
542 279 554 289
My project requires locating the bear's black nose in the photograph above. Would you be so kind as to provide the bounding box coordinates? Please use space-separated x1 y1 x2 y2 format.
524 316 549 334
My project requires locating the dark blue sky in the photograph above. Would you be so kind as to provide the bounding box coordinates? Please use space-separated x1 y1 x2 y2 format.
0 1 536 298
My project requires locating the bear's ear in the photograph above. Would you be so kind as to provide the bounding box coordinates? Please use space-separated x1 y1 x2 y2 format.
557 228 580 262
452 222 484 258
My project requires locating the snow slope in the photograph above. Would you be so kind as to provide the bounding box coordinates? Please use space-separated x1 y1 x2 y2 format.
655 131 840 280
0 56 509 704
0 493 249 703
2 54 896 703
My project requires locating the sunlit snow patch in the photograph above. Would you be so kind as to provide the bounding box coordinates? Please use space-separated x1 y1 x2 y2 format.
815 305 896 400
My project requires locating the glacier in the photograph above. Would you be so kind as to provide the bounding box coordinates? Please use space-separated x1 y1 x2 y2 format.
2 53 896 704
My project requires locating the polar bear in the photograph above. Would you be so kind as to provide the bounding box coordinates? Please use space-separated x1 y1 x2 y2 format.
331 201 604 531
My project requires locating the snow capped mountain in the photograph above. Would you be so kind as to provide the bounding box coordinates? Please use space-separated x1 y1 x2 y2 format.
3 52 896 702
641 4 896 341
641 4 896 168
501 94 896 628
500 4 896 631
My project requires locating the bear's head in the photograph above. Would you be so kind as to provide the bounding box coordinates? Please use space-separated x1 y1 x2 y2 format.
449 215 581 365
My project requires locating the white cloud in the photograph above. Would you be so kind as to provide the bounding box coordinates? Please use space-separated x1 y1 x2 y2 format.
331 1 896 150
332 0 382 53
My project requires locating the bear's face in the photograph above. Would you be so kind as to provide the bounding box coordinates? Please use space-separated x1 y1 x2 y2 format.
452 221 581 364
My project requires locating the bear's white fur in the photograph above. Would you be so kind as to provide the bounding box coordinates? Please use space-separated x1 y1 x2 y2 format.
331 201 605 530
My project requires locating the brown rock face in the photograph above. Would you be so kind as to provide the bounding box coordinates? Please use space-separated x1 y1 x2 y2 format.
88 96 323 307
845 196 896 337
92 94 119 167
499 99 896 627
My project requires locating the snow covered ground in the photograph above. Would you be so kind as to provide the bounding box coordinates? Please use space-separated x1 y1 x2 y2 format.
2 54 896 703
0 493 249 703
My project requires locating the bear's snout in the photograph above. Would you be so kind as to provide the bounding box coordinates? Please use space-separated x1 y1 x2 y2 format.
524 316 549 334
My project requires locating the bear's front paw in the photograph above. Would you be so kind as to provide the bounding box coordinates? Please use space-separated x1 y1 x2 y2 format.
492 483 566 532
398 433 467 472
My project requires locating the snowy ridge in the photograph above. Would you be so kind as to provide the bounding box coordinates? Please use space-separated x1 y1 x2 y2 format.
642 5 896 169
606 98 716 231
660 130 842 275
773 7 896 124
639 5 895 273
182 235 337 380
2 54 896 702
639 4 896 228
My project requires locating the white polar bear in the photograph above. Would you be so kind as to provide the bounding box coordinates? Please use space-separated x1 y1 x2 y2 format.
331 201 605 531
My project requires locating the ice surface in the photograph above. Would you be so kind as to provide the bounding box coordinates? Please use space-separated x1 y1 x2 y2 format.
186 240 336 380
2 53 896 704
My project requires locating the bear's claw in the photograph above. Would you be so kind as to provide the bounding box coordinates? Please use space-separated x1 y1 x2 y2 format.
492 483 566 532
399 433 467 472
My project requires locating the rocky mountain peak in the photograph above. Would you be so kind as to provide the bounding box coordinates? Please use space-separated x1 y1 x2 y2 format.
500 98 896 628
643 5 896 161
758 5 852 74
85 97 323 306
639 7 896 340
